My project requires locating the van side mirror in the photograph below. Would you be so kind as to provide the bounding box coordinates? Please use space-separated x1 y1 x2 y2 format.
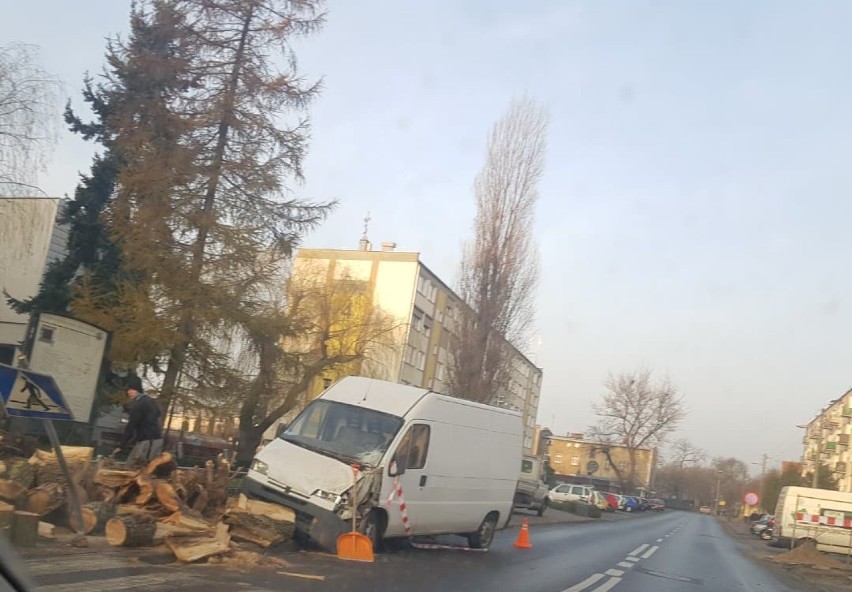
389 460 406 477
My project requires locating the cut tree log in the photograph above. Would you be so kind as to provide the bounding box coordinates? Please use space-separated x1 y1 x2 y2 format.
154 481 183 513
38 521 55 539
143 452 176 478
135 474 157 506
69 501 115 535
160 511 213 532
105 514 156 547
25 483 65 516
153 522 212 544
94 468 137 488
187 483 208 514
0 479 26 505
5 459 35 489
29 446 93 487
0 501 13 537
116 478 140 504
234 494 296 523
11 511 39 547
165 522 230 563
223 509 294 548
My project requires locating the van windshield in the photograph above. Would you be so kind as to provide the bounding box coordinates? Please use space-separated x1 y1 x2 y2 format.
279 399 404 467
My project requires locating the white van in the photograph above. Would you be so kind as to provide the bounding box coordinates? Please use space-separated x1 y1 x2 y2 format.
772 486 852 553
243 376 522 551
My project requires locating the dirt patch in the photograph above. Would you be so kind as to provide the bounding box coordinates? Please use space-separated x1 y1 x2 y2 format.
206 549 292 571
773 543 852 571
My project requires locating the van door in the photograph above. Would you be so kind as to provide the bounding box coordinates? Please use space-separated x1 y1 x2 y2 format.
385 423 433 536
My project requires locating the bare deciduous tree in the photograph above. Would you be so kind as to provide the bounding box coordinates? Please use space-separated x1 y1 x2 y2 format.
0 44 60 195
448 97 547 403
670 438 706 469
590 369 685 491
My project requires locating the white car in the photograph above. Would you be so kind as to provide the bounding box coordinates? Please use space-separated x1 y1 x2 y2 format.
549 483 593 504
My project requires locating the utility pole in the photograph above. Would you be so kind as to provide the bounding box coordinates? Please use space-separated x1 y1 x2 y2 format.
714 470 723 515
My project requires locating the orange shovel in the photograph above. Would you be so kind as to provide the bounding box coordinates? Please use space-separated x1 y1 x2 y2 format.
336 464 374 562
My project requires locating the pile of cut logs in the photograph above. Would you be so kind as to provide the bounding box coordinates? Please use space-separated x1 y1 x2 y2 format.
0 430 294 563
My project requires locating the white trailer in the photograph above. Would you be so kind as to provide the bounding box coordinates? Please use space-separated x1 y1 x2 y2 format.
772 486 852 554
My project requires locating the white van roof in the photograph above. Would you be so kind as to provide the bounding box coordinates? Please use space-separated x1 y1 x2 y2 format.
321 376 430 417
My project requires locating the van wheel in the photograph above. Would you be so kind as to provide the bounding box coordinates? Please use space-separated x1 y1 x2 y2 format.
468 513 498 549
361 509 386 552
537 499 547 517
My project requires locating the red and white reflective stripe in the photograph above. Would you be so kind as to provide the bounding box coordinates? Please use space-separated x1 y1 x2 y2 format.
385 464 412 534
795 512 852 528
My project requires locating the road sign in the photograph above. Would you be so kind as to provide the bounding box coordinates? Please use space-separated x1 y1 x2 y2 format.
587 460 599 475
744 492 759 506
0 363 74 420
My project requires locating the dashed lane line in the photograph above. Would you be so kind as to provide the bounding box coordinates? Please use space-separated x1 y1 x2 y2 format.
595 577 622 592
562 573 605 592
605 569 624 577
625 557 640 562
656 538 663 542
641 545 659 559
617 562 634 568
628 543 649 556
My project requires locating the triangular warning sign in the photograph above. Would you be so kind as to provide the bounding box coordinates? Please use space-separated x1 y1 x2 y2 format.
0 366 73 420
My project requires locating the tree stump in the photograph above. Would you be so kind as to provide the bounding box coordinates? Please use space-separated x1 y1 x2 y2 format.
11 511 39 547
25 483 65 516
105 514 156 547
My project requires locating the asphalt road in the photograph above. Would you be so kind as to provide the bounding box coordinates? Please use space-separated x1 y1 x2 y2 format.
19 511 804 592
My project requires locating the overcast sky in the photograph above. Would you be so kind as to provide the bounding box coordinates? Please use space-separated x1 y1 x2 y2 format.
6 0 852 472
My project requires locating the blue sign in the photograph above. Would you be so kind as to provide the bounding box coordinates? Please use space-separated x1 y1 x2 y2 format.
0 363 74 421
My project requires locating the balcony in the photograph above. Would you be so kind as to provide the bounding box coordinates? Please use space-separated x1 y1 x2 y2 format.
840 434 850 446
825 441 837 452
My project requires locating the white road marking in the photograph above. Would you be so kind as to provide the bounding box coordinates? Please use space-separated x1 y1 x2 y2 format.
593 577 622 592
562 573 605 592
605 569 624 577
617 562 634 568
625 556 640 562
641 545 659 559
628 543 649 556
656 538 663 542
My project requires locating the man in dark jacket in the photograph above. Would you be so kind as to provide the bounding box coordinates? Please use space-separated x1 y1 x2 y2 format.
114 375 163 466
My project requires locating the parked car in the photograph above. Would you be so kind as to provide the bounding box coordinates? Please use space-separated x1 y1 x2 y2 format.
598 492 620 512
514 456 549 516
636 497 650 511
621 495 640 512
549 483 592 504
699 505 712 514
590 491 612 512
648 498 666 511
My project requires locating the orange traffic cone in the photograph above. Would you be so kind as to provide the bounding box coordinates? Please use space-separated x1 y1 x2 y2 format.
513 517 532 549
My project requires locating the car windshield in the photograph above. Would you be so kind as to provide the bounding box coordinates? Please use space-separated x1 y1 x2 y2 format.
279 399 404 467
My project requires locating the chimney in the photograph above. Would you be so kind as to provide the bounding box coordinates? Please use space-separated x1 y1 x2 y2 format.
380 241 396 252
358 238 372 251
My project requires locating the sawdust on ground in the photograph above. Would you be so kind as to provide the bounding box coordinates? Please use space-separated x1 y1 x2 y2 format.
206 550 292 571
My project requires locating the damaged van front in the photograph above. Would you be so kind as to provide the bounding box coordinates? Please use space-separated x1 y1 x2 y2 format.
243 392 404 549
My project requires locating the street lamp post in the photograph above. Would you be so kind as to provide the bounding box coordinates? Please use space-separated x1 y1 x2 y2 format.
714 470 723 515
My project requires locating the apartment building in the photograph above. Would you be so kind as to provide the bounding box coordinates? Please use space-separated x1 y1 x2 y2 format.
286 241 543 454
800 389 852 493
545 433 657 494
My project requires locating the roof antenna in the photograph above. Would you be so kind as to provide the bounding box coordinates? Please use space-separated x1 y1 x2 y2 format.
359 211 372 251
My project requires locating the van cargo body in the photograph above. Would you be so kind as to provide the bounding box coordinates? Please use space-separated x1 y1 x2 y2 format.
772 486 852 554
243 376 523 550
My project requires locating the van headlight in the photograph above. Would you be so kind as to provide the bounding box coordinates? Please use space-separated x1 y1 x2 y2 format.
251 459 269 475
312 489 339 504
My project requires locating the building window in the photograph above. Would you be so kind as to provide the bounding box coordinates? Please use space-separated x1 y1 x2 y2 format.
412 307 424 332
570 456 579 466
553 454 563 464
423 316 432 338
404 345 414 364
524 436 533 449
